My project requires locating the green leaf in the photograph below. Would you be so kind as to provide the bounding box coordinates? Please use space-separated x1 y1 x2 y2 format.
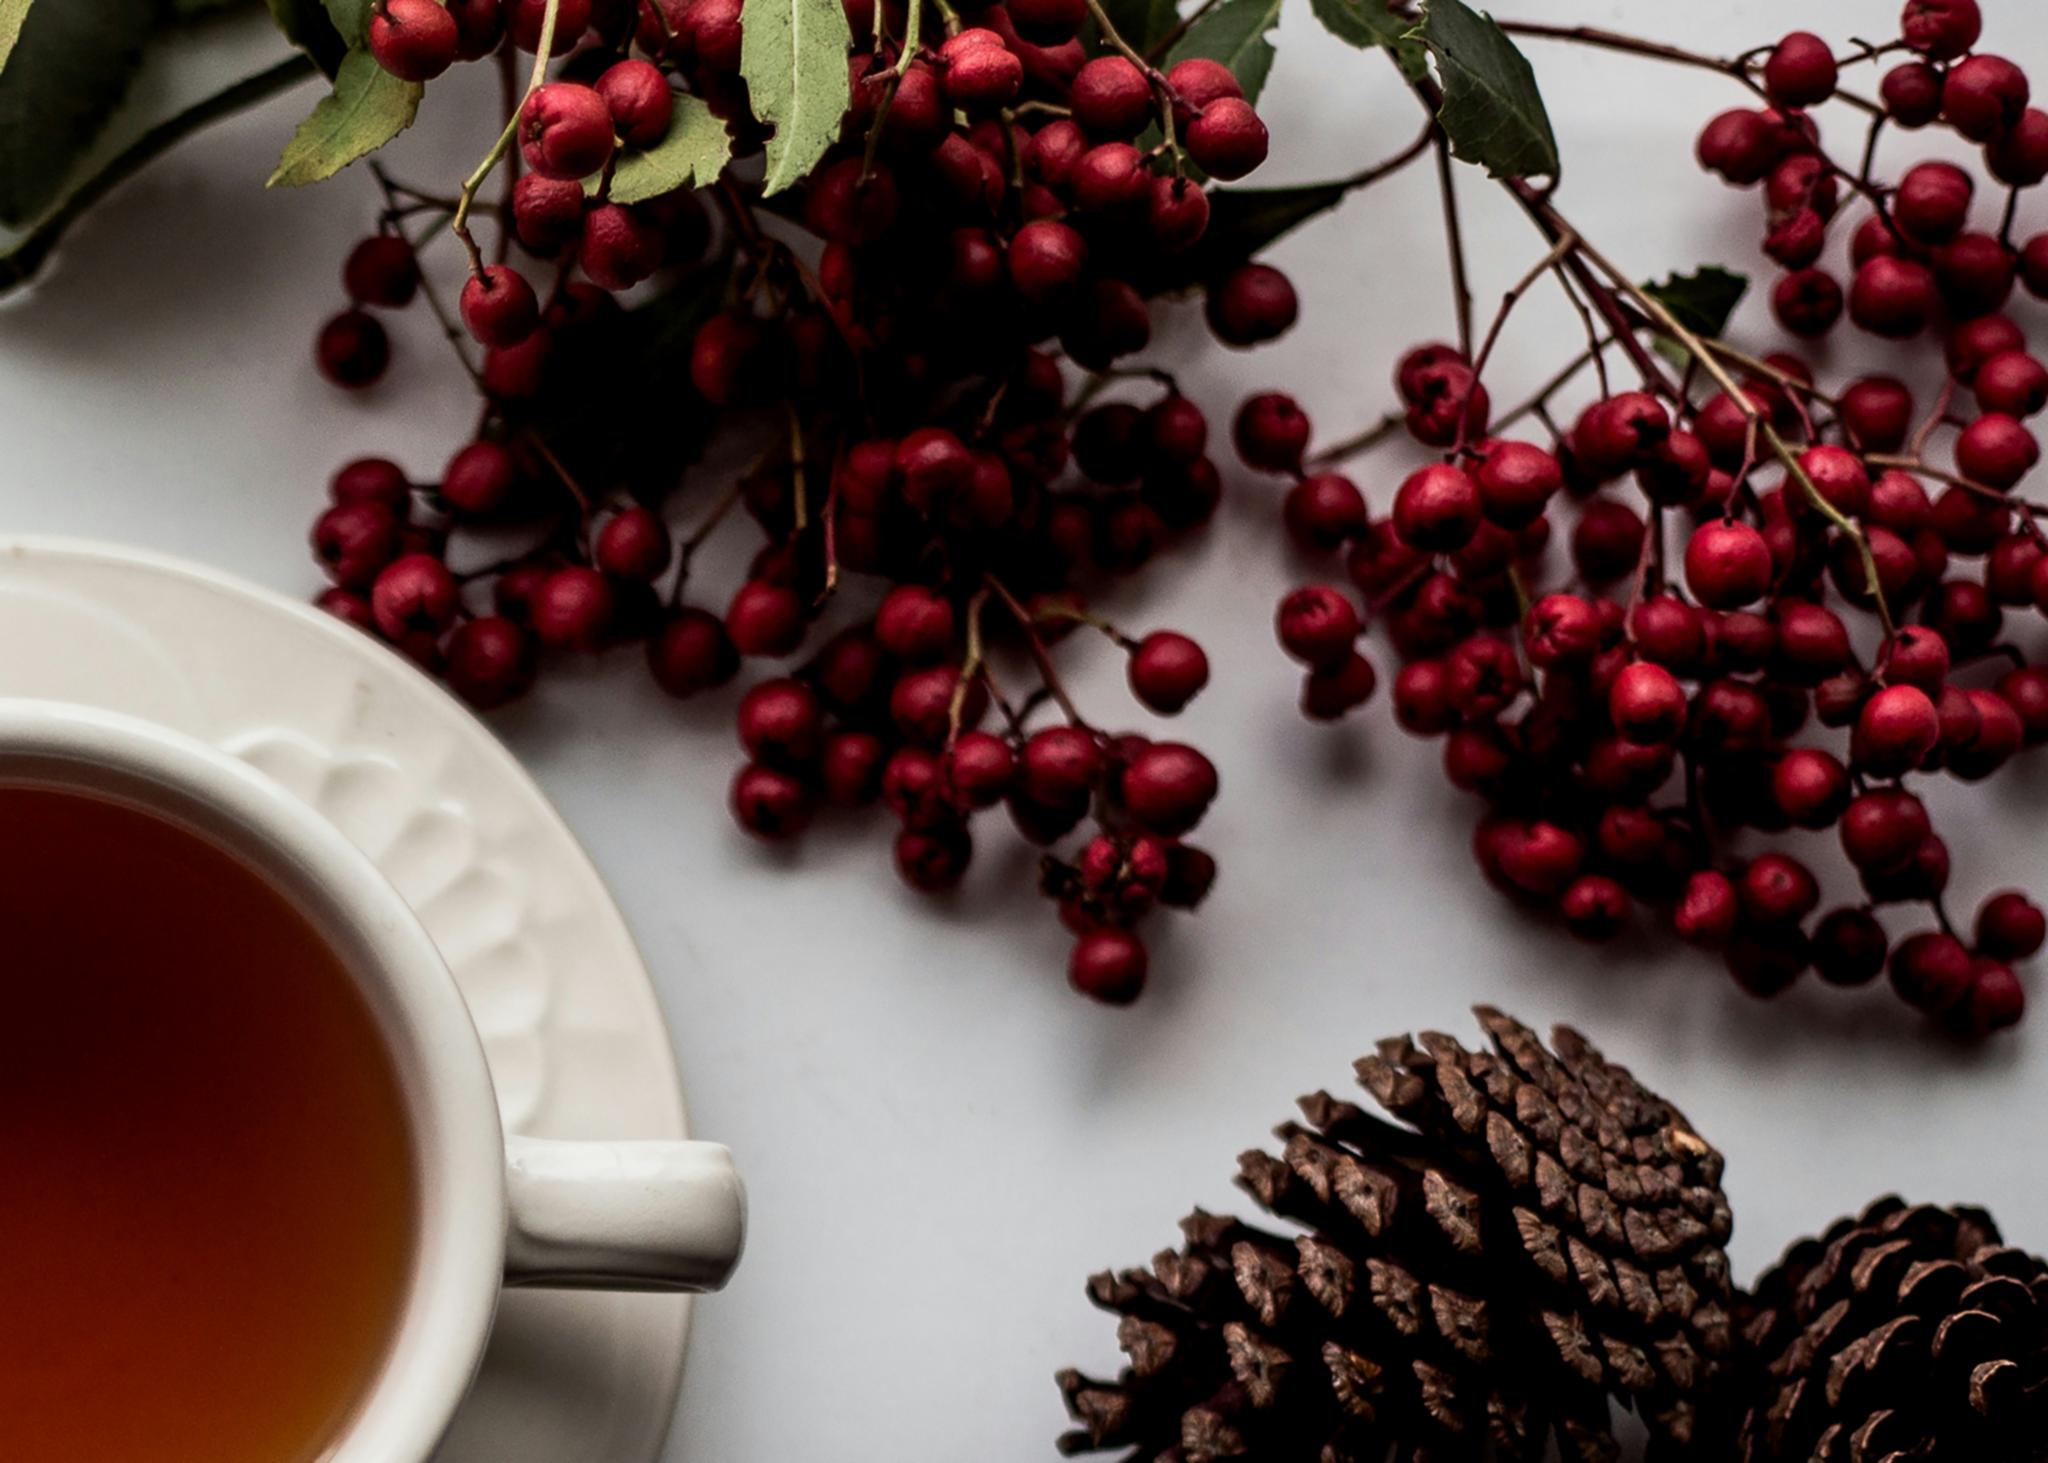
1167 0 1283 103
318 0 366 47
1095 0 1176 56
1643 264 1748 368
585 94 731 204
1141 177 1351 294
0 0 32 78
1408 0 1557 180
1643 264 1748 339
1308 0 1426 78
0 0 155 226
265 0 346 74
739 0 850 196
266 47 419 187
1 54 315 296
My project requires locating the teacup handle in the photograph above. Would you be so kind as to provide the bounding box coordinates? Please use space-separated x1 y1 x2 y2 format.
503 1136 746 1292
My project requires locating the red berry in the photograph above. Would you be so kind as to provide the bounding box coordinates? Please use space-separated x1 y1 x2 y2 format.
1128 631 1209 714
1840 789 1931 872
1474 439 1562 528
342 234 419 307
595 507 672 581
1741 852 1820 926
1524 593 1601 670
1889 929 1973 1012
445 617 536 709
730 763 815 841
894 822 972 892
1609 661 1687 745
1021 725 1101 807
1069 928 1147 1004
312 502 400 589
1006 219 1087 302
530 566 614 650
942 730 1015 808
1763 31 1836 108
519 82 616 181
1008 0 1085 43
1975 351 2048 417
580 202 668 289
371 552 458 641
1232 392 1309 473
1675 870 1740 948
1282 473 1367 550
820 730 887 808
369 0 460 81
1901 0 1981 60
1849 255 1936 337
1392 464 1481 553
940 30 1024 110
1989 110 2048 187
1894 160 1972 243
890 665 986 746
873 586 956 663
1811 907 1889 986
1069 56 1151 138
1560 875 1628 942
1959 959 2025 1035
1275 585 1361 669
1839 376 1915 450
316 309 390 388
1773 746 1850 828
1184 97 1268 181
1696 108 1780 184
726 580 805 657
1956 412 2039 488
1206 263 1297 347
1684 520 1774 608
441 440 518 516
1853 683 1941 774
459 265 540 348
1772 267 1843 337
1301 651 1377 721
1974 890 2046 960
1882 60 1943 125
596 58 673 146
648 608 738 697
1942 54 2028 142
1119 742 1216 836
737 678 824 766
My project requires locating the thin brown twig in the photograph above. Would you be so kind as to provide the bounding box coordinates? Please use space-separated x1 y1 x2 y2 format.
984 573 1090 728
1434 135 1474 357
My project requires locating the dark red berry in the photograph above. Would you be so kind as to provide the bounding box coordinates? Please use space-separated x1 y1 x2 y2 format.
530 566 615 650
369 0 460 81
459 266 541 348
445 617 536 709
648 608 738 696
316 310 390 388
730 762 815 841
1119 742 1217 836
1068 928 1147 1004
1128 631 1209 714
520 82 616 181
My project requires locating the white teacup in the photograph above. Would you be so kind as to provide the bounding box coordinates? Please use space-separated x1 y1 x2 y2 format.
0 700 745 1462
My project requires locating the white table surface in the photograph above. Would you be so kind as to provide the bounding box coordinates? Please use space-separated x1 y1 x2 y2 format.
6 2 2048 1457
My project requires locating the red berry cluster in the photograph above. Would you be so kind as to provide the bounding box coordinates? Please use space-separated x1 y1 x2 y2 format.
309 0 1270 1000
1251 0 2048 1035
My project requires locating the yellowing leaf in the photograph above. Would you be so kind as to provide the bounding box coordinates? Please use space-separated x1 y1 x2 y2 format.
739 0 850 196
0 0 32 78
586 94 732 204
267 47 420 187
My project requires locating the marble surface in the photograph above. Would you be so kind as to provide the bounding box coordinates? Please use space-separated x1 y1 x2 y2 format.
5 2 2048 1458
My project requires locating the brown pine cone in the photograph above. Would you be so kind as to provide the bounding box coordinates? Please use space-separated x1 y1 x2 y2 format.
1739 1197 2048 1461
1056 1007 1739 1461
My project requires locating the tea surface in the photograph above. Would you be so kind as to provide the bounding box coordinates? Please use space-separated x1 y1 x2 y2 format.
0 786 417 1463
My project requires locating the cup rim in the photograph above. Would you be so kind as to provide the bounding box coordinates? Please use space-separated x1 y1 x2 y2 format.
0 699 506 1463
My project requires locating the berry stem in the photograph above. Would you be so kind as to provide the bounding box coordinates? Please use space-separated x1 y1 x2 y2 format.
985 573 1090 728
1456 227 1580 454
1433 134 1474 358
452 0 563 276
944 586 992 750
1305 410 1404 470
1865 453 2048 518
1489 335 1614 436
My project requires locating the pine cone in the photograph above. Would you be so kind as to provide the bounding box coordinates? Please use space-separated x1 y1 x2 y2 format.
1738 1197 2048 1460
1056 1007 1739 1462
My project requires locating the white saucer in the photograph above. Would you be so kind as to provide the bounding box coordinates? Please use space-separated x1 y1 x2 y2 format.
0 537 693 1462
